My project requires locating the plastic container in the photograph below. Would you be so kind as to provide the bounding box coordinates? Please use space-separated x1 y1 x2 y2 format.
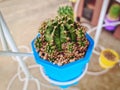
31 33 94 87
99 49 119 69
104 17 119 31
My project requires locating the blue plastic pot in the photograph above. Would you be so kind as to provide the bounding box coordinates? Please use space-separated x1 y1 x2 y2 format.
31 33 94 87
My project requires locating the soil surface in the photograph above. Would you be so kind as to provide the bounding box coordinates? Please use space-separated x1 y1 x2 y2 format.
104 51 116 61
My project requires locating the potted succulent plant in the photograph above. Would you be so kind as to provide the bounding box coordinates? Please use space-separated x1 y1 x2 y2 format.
99 49 119 69
104 3 120 31
31 6 94 88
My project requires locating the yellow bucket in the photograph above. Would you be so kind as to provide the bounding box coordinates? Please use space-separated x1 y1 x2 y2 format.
99 49 119 69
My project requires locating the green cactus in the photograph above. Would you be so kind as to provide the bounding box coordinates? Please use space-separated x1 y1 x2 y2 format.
35 15 89 66
68 43 74 52
58 6 74 20
108 4 120 19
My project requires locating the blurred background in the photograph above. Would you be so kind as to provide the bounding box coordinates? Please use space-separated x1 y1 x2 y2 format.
0 0 120 90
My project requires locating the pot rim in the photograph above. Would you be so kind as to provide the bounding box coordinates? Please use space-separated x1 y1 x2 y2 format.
101 49 119 63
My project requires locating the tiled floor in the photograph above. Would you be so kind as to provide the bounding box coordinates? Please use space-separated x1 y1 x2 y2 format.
0 0 120 90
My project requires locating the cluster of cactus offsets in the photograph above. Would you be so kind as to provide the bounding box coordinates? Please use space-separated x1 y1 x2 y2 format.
35 15 89 66
58 6 74 20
